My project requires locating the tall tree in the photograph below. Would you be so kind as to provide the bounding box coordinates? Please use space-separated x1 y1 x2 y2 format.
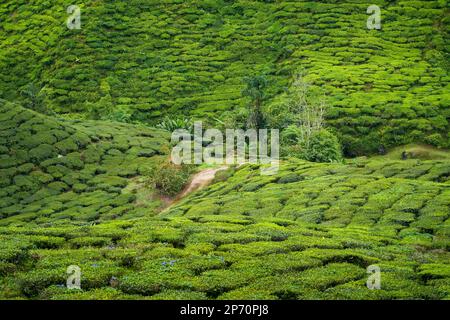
288 74 326 147
242 75 267 129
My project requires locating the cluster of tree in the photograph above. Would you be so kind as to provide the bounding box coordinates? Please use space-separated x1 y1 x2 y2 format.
220 73 343 163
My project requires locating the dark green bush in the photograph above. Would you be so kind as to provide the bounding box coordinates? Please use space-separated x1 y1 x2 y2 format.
147 160 194 197
278 173 303 184
29 144 56 162
303 130 343 163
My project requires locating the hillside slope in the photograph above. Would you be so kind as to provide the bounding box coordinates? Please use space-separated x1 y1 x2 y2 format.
0 0 448 154
0 99 170 226
1 0 449 301
1 136 449 299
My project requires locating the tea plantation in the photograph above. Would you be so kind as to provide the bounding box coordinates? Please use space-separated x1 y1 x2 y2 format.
1 100 449 299
0 99 170 226
0 0 449 154
0 0 449 301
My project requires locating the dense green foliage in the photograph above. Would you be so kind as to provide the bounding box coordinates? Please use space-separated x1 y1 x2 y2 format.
0 100 170 225
1 102 449 299
303 129 343 162
0 0 449 301
282 127 344 162
1 158 449 299
148 160 195 197
157 116 193 133
242 75 268 129
0 0 448 154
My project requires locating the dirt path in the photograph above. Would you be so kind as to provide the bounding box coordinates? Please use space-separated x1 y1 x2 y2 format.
180 166 228 198
157 166 228 210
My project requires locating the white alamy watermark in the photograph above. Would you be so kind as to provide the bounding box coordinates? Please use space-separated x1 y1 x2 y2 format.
67 5 81 30
66 265 81 289
366 265 381 290
367 5 381 30
171 122 279 175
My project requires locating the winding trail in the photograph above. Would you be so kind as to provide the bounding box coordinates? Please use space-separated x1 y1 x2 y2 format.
180 166 228 198
158 166 228 209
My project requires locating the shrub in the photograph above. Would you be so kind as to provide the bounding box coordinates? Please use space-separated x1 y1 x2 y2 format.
245 223 290 241
419 264 450 280
28 236 66 249
119 259 194 295
0 262 16 276
157 116 192 132
69 237 112 248
187 232 264 247
0 236 32 263
148 226 186 247
296 263 366 290
147 160 194 197
55 138 78 155
425 133 445 147
192 269 255 296
13 175 37 190
212 167 236 183
47 182 69 193
44 287 136 300
150 290 207 300
303 129 343 163
281 125 342 163
281 125 302 147
29 144 56 162
218 287 277 300
108 106 133 123
18 268 66 297
277 173 303 184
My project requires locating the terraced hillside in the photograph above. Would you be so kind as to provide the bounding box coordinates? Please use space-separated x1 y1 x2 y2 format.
1 0 449 302
0 99 170 226
1 104 449 299
0 0 449 154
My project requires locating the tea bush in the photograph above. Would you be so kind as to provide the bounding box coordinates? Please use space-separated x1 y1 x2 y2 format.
0 77 449 300
0 0 448 154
